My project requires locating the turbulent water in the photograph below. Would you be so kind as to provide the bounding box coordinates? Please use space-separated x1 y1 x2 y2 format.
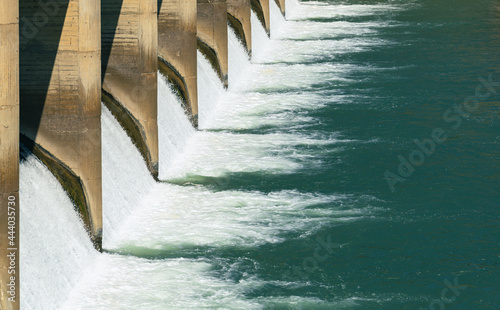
21 0 499 309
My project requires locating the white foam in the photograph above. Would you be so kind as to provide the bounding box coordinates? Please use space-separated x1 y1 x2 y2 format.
251 11 273 63
270 0 287 39
162 130 343 181
228 26 251 89
25 0 400 307
157 73 196 180
101 104 156 243
286 0 301 17
197 51 225 128
20 153 97 309
62 255 262 310
106 188 350 251
287 3 406 21
255 21 392 64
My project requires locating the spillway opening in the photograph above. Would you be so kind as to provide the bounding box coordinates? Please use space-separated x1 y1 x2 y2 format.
20 1 381 308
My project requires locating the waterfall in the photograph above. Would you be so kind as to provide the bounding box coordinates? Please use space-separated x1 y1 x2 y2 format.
20 101 161 307
228 26 251 89
251 11 272 63
196 51 225 129
270 0 287 38
157 73 197 180
101 104 157 244
20 151 97 310
20 1 345 308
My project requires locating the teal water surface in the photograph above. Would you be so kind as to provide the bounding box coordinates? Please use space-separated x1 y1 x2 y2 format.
75 1 500 309
195 1 500 308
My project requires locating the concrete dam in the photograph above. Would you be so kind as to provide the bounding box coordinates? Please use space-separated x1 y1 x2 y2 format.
5 0 499 308
1 0 291 308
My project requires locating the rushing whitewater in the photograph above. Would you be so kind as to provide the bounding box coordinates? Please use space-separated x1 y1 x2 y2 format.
101 105 157 243
21 1 394 308
157 73 197 180
20 152 97 310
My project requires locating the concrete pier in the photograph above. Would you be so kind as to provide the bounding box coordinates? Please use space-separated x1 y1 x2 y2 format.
275 0 286 17
158 0 198 127
102 0 159 178
197 0 229 87
251 0 270 35
227 0 252 56
1 1 19 308
19 0 102 249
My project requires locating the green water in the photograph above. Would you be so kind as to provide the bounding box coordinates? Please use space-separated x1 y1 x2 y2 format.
63 0 499 308
19 1 500 309
204 1 500 308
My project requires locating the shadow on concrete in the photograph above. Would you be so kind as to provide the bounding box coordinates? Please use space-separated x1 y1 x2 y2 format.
101 0 125 84
19 0 70 149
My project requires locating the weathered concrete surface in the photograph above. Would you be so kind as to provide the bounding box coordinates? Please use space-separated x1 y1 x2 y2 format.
19 0 102 249
102 0 159 177
158 0 198 127
227 0 252 56
251 0 270 35
197 0 228 87
275 0 285 17
1 1 20 308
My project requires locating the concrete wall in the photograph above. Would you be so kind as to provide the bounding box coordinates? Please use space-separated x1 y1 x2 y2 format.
102 0 159 178
158 0 198 127
0 0 285 305
197 0 228 88
19 0 102 249
227 0 252 56
275 0 285 17
251 0 270 35
1 1 19 308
